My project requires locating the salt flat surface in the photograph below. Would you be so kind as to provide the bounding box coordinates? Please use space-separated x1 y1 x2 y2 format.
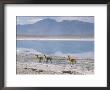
16 51 94 75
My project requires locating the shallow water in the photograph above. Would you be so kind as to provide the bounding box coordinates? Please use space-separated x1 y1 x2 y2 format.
17 41 94 55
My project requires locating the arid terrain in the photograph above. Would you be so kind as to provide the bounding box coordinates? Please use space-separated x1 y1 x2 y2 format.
16 49 94 75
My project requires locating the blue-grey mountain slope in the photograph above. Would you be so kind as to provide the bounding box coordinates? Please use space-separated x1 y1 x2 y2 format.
17 18 94 36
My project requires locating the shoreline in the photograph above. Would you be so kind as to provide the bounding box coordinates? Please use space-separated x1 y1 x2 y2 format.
17 58 94 75
16 51 94 75
17 35 94 41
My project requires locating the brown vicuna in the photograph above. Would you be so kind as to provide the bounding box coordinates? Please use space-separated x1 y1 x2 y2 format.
35 55 44 63
44 55 52 63
67 55 76 65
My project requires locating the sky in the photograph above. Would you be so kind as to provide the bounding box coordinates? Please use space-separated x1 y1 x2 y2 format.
17 16 94 25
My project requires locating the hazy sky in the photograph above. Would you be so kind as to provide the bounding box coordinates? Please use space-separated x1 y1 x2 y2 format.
17 16 94 25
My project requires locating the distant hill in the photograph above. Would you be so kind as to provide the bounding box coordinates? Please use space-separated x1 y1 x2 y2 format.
17 18 94 36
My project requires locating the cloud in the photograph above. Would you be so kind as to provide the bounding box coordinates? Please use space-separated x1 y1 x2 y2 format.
17 16 94 25
17 16 43 25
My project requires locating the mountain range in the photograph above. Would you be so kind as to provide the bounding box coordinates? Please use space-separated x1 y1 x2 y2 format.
17 18 94 36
